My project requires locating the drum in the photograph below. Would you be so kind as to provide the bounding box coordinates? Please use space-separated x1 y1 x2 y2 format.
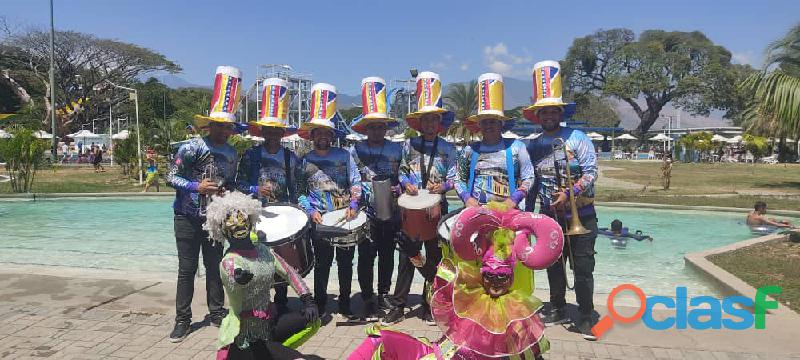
370 175 395 221
255 203 314 286
437 207 465 242
319 208 368 247
398 190 442 242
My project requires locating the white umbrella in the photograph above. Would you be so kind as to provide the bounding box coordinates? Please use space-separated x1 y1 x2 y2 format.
615 134 638 140
346 133 366 141
586 132 605 140
502 131 520 139
726 135 743 143
33 130 53 139
67 129 100 138
648 133 671 141
111 130 130 140
281 134 302 143
0 129 12 139
711 134 729 142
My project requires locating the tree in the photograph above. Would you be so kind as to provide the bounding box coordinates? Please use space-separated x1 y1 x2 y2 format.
444 81 477 143
740 24 800 141
563 29 741 136
1 26 180 132
0 126 49 192
571 93 620 128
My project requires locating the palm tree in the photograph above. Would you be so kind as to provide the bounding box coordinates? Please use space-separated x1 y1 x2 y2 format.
741 24 800 141
443 80 477 144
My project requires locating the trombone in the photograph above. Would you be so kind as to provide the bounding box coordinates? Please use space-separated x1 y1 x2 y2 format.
551 137 590 290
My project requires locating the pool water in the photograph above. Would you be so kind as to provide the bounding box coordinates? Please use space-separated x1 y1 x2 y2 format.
0 198 793 297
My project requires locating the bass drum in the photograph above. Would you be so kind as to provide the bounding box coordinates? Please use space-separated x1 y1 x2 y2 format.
255 203 314 286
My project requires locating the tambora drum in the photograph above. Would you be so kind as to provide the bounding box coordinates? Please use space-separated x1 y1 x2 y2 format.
319 208 368 247
437 207 465 242
398 189 442 242
255 203 314 285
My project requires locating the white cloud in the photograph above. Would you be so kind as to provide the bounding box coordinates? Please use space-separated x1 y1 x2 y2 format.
460 63 470 71
732 50 759 66
482 42 531 77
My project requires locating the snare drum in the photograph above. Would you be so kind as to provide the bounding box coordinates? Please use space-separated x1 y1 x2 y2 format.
398 190 442 242
319 208 368 247
255 203 314 286
437 207 465 242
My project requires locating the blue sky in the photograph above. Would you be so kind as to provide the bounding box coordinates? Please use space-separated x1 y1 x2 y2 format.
3 0 799 94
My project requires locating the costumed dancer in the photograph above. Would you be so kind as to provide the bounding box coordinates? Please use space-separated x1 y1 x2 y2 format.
454 73 534 209
349 76 404 319
347 203 564 359
165 66 241 342
203 191 319 359
237 78 301 314
297 83 363 317
523 60 599 339
384 71 458 325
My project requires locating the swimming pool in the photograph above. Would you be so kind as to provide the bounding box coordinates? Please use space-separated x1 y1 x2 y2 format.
0 197 792 297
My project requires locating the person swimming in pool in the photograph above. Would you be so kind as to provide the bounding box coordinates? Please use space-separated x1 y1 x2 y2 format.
598 219 652 249
747 202 794 229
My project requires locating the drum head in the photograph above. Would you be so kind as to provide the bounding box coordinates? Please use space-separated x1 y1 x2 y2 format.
256 204 309 244
321 209 367 231
398 189 441 210
437 207 464 241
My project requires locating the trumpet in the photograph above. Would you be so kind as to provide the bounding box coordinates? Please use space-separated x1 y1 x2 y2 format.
199 162 224 216
552 137 590 236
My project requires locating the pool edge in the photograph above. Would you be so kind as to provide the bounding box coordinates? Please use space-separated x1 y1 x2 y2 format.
684 232 800 319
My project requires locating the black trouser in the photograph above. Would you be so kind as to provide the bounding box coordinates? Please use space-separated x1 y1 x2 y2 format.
174 215 225 323
546 216 598 318
312 235 355 308
392 233 442 307
273 284 288 307
357 218 398 300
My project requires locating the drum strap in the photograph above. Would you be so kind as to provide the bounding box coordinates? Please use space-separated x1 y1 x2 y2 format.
283 148 296 203
421 137 439 188
467 144 479 195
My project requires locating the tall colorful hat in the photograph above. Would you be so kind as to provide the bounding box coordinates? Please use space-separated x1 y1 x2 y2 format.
405 71 455 133
523 60 576 124
298 83 344 139
350 77 398 135
193 66 242 127
465 73 515 133
248 78 296 136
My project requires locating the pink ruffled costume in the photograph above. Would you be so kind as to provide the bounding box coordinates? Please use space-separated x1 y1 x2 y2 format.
348 205 564 359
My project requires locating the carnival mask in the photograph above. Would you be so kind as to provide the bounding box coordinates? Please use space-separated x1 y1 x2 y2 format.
481 272 513 298
223 209 252 241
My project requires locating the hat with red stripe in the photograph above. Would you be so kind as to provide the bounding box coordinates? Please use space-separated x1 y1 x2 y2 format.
350 76 398 134
248 78 297 136
194 66 242 127
405 71 455 134
523 60 576 124
298 83 344 139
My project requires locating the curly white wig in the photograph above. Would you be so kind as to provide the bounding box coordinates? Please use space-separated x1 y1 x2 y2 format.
203 191 262 244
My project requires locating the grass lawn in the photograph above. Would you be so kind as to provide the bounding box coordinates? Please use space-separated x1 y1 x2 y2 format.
596 161 800 211
708 236 800 313
0 165 171 193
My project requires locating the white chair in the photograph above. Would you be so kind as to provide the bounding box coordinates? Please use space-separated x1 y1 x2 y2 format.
744 152 755 163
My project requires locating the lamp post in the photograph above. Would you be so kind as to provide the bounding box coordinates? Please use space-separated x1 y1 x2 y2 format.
49 0 57 158
95 80 142 184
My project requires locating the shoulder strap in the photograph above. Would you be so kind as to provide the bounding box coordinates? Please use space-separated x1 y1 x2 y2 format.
421 137 439 188
506 141 516 192
467 143 479 195
250 147 261 188
283 148 296 203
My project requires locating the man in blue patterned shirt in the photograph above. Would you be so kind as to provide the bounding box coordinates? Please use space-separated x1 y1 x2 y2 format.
166 120 237 341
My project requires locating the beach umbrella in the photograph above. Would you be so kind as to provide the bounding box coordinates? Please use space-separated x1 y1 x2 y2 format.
615 133 637 140
726 135 742 143
648 133 671 141
502 131 520 139
586 132 605 140
346 133 366 141
33 130 53 139
711 134 729 142
111 130 130 140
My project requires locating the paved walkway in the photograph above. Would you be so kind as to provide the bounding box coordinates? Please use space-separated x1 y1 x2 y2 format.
1 270 799 359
